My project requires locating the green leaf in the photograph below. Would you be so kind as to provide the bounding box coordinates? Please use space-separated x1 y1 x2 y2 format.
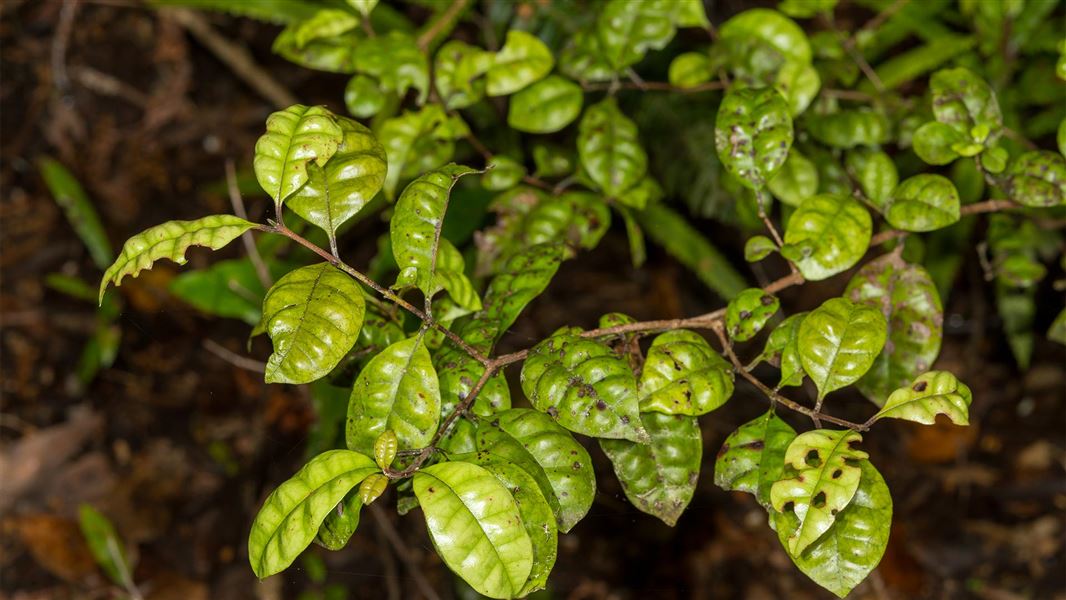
885 174 961 232
845 254 943 406
434 40 492 110
378 105 461 199
78 504 135 589
148 0 322 24
714 87 793 189
774 59 822 116
346 336 440 454
805 109 890 149
578 97 648 197
169 258 269 325
99 215 255 303
759 312 808 388
39 157 113 270
930 67 1002 136
314 490 362 551
344 74 386 118
1058 118 1066 158
261 263 365 384
718 8 812 64
353 32 429 103
600 412 702 526
767 147 818 207
639 330 734 416
507 75 584 134
471 457 558 596
478 408 596 533
596 0 676 70
272 14 360 73
1049 307 1066 345
798 297 887 399
521 327 649 442
249 450 379 578
254 104 343 207
532 143 576 178
374 430 397 470
558 28 618 83
726 288 781 342
781 194 871 281
745 235 778 262
482 156 526 191
347 0 377 16
779 0 837 18
668 52 712 88
413 462 533 599
872 371 972 425
437 349 511 417
912 121 966 165
859 35 975 93
390 164 478 302
616 175 663 211
487 30 553 96
287 117 387 240
773 459 892 598
714 410 796 507
845 149 897 210
1007 150 1066 207
770 429 868 555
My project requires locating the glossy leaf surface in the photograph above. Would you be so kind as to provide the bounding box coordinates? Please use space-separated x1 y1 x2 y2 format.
714 87 793 189
768 147 819 207
508 75 584 134
578 98 648 198
798 298 887 399
1007 150 1065 207
760 312 808 388
872 371 973 425
254 104 342 206
39 157 113 270
782 194 871 281
639 330 734 416
714 410 797 507
314 491 362 551
885 174 961 232
726 288 781 342
487 30 553 96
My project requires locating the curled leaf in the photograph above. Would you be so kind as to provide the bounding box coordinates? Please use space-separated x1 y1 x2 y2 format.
714 410 797 507
872 371 973 425
254 104 342 207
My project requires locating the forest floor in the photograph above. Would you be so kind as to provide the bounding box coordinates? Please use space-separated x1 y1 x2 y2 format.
2 2 1064 599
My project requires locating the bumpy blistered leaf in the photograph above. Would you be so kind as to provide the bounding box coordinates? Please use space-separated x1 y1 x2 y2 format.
872 371 972 425
272 15 359 73
508 75 584 134
487 30 553 96
930 67 1002 136
714 410 797 507
352 32 429 103
254 104 342 207
249 450 378 578
346 336 440 454
639 330 734 416
578 97 648 197
434 40 492 110
760 313 808 388
314 491 361 551
374 430 397 470
596 0 676 70
846 255 943 405
358 473 387 504
845 149 897 210
885 174 961 232
473 456 558 596
390 164 478 302
413 462 533 599
1007 150 1066 207
260 263 366 384
436 349 511 417
714 87 793 189
806 109 890 149
600 412 701 526
798 298 887 399
287 117 387 239
770 429 868 555
768 147 818 207
476 408 595 533
773 459 892 598
782 194 871 281
726 288 781 342
99 215 255 303
521 328 648 442
668 52 712 88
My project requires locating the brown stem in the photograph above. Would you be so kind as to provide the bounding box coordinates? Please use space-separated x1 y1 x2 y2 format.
226 160 272 289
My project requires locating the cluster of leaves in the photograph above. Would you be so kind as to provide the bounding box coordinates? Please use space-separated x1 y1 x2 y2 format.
91 0 1066 597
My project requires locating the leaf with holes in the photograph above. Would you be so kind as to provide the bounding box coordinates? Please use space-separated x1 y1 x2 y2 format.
99 215 255 303
714 410 797 508
872 371 973 425
770 429 869 555
346 336 440 454
287 116 387 241
846 255 943 406
758 312 808 389
1007 150 1066 207
260 263 365 384
477 408 595 533
726 288 781 342
639 330 734 416
884 174 960 232
781 194 871 281
578 97 648 198
413 462 533 599
487 31 553 96
601 412 701 526
508 75 584 134
773 459 891 598
521 327 649 442
254 104 342 207
714 87 793 189
249 450 379 578
799 298 887 400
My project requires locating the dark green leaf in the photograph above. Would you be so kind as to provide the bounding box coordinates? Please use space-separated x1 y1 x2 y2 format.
805 109 889 149
714 410 797 507
314 491 362 550
39 157 113 269
1007 150 1066 207
781 194 871 281
596 0 676 70
578 97 648 197
508 75 584 134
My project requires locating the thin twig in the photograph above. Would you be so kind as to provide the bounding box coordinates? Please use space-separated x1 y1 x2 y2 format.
226 160 272 289
203 339 266 373
50 0 79 95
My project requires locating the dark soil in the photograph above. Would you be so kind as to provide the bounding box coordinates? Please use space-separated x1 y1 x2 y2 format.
2 2 1064 599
